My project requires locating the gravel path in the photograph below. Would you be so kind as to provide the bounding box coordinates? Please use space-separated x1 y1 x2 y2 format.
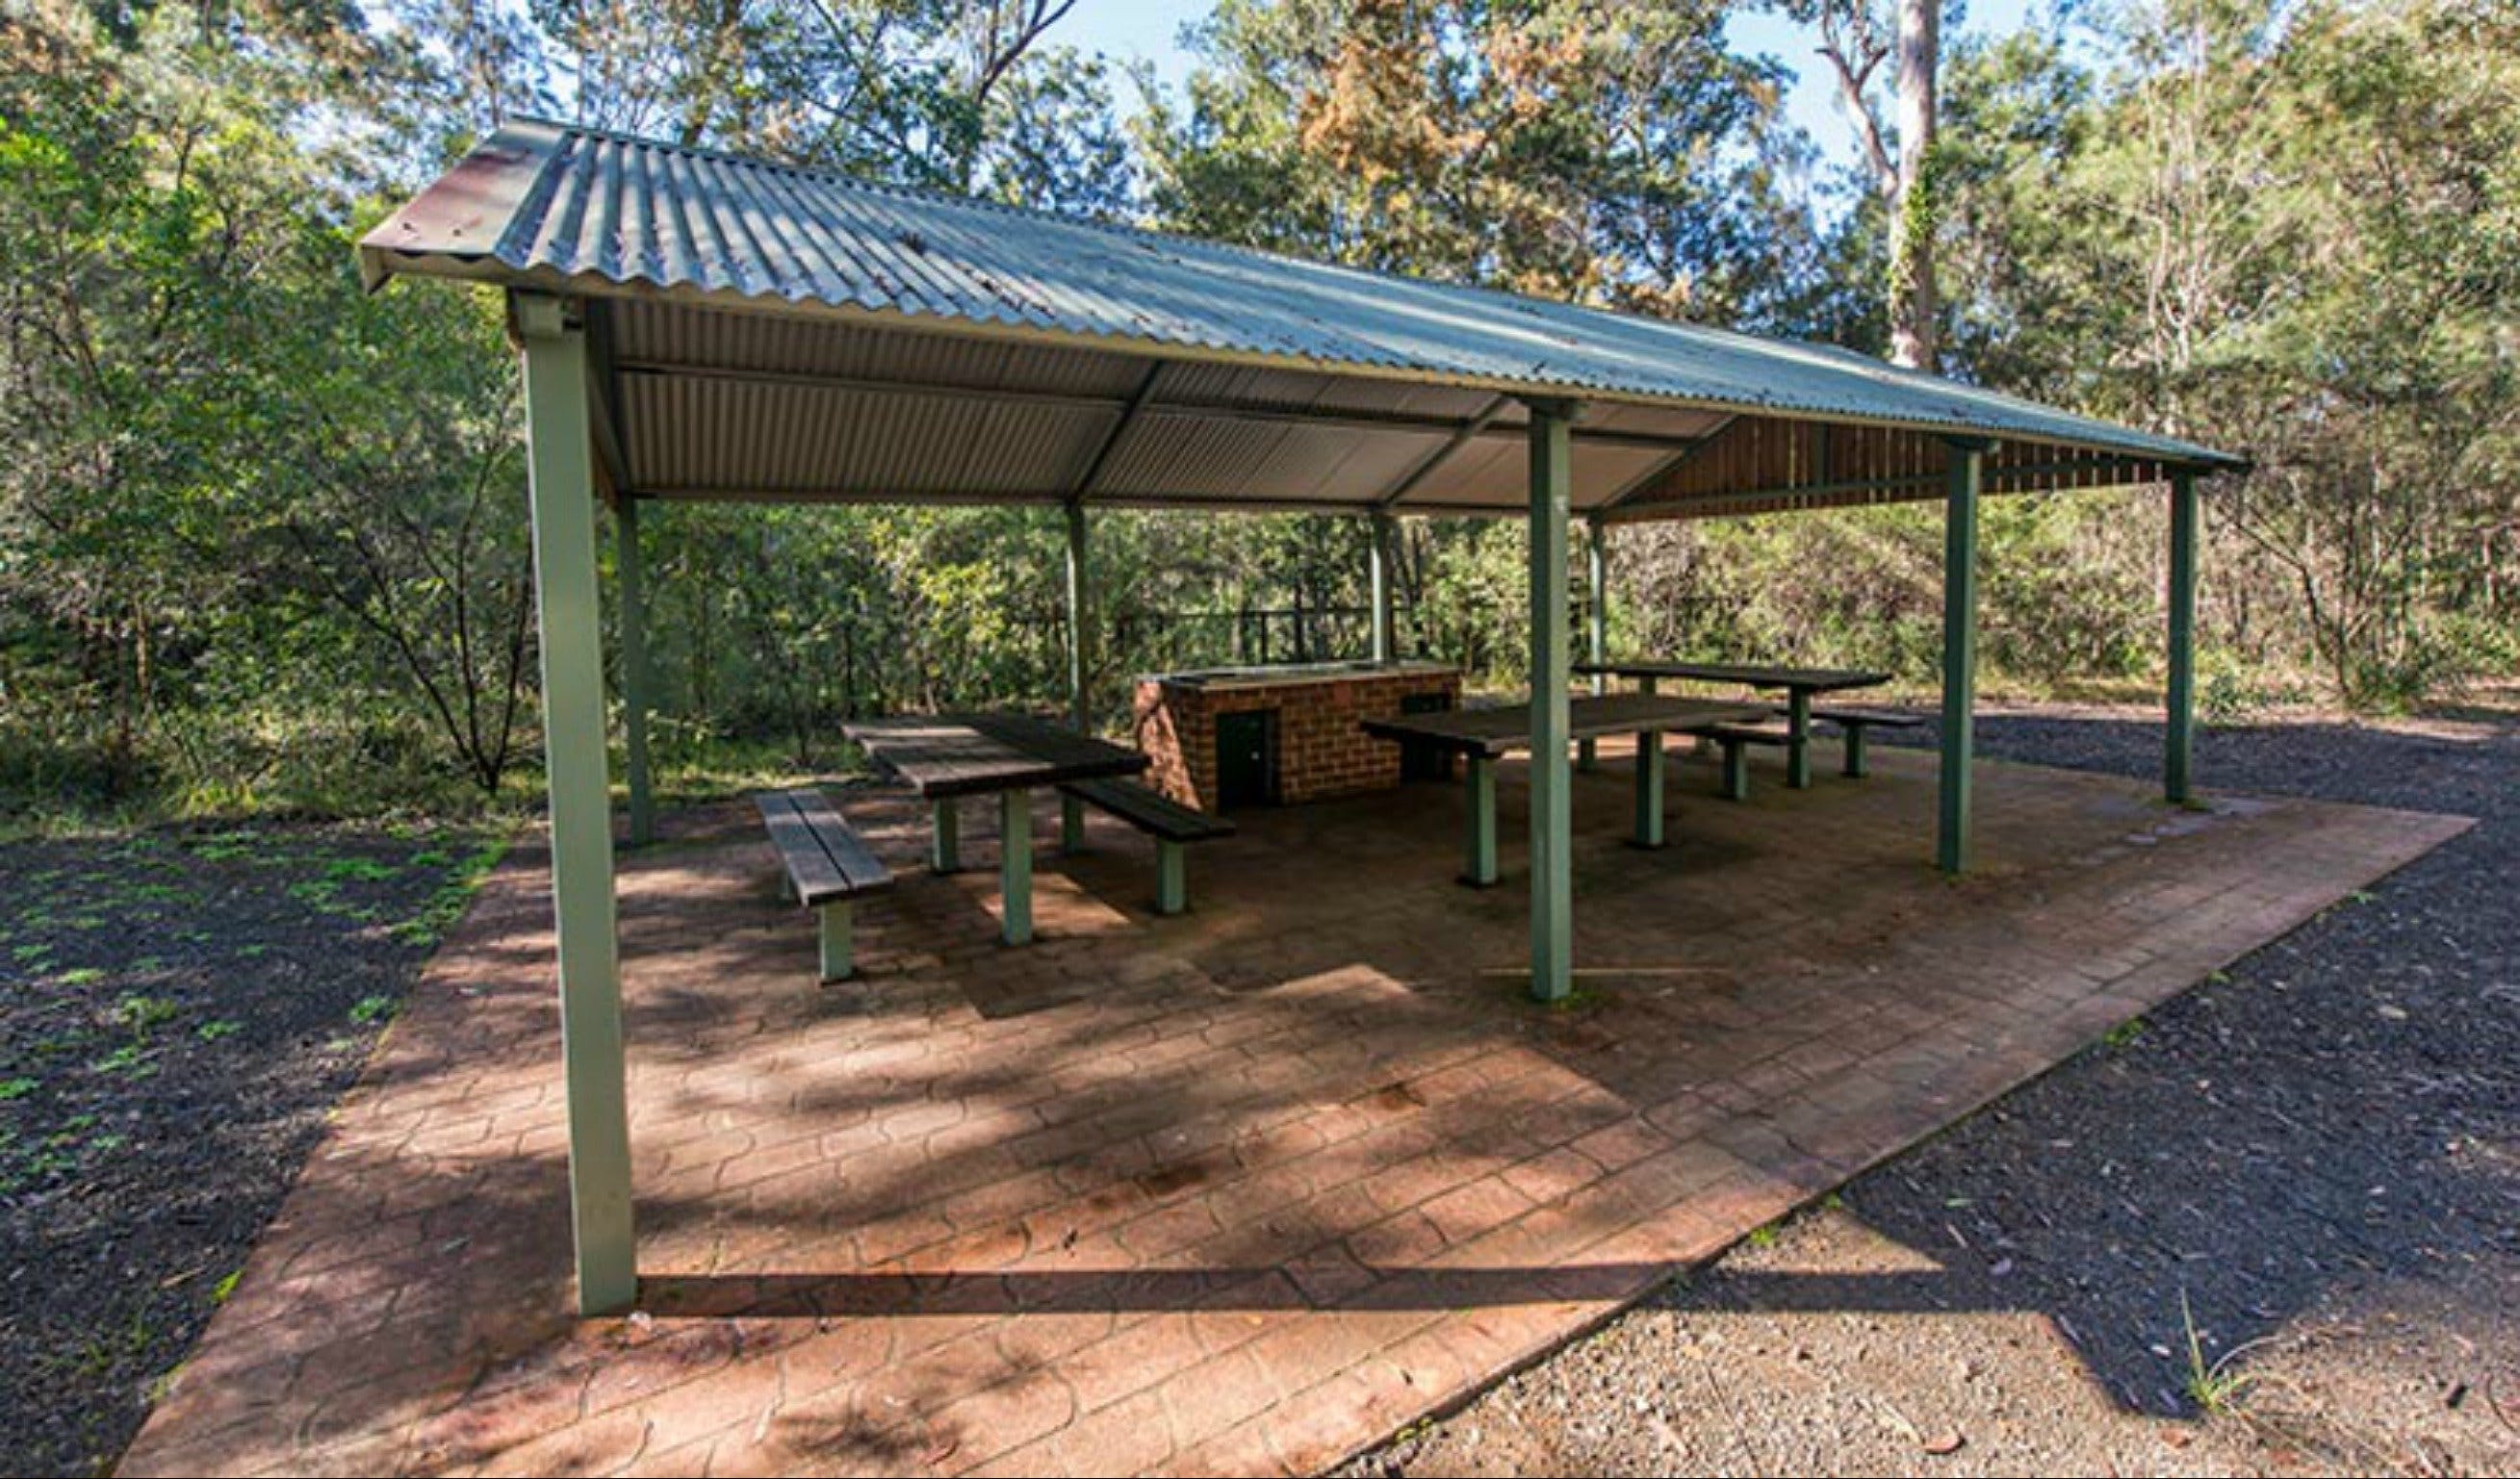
1357 702 2520 1477
0 823 502 1477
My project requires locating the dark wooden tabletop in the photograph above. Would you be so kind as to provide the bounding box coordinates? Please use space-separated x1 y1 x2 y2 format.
1574 659 1890 694
1360 694 1771 759
841 711 1149 799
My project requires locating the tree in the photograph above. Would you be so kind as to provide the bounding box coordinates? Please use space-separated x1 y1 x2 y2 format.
1148 0 1815 322
1786 0 1943 367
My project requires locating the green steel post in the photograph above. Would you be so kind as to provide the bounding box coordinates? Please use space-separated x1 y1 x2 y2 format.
1580 513 1606 772
817 903 854 982
516 294 635 1316
1938 440 1991 875
1155 839 1186 915
1463 754 1498 886
1720 738 1749 801
1785 687 1813 789
1527 404 1576 1003
2166 470 2200 804
1842 726 1869 779
617 495 655 847
1631 728 1664 847
932 799 961 873
1064 501 1091 853
999 788 1034 945
1370 512 1397 663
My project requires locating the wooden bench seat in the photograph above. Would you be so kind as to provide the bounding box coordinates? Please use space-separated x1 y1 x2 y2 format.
754 788 893 982
1058 778 1234 915
1705 720 1789 801
1810 705 1923 778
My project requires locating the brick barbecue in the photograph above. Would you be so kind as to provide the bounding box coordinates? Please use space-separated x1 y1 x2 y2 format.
1134 660 1463 812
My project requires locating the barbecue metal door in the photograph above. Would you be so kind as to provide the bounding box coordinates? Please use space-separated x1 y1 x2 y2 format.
1215 708 1278 810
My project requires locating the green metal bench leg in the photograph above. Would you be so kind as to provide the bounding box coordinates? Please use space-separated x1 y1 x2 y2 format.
1061 793 1087 854
1155 839 1187 916
931 799 961 873
1578 737 1597 773
999 788 1033 945
816 902 854 982
1630 727 1665 848
1463 754 1499 887
1842 723 1869 779
1720 738 1750 802
1787 688 1813 789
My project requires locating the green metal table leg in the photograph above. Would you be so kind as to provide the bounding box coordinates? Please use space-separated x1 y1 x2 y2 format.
1061 793 1086 854
1720 738 1750 802
1463 754 1499 886
1155 839 1186 915
999 788 1033 945
931 799 961 873
817 902 854 982
1631 728 1665 847
1842 724 1869 778
1787 688 1813 789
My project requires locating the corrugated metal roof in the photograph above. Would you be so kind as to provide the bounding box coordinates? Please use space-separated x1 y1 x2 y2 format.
360 118 2245 515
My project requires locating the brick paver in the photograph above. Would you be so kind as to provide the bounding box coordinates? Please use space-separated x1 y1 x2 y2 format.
116 744 2467 1477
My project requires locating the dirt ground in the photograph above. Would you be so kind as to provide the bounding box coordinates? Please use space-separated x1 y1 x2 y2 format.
0 822 501 1477
1353 701 2520 1478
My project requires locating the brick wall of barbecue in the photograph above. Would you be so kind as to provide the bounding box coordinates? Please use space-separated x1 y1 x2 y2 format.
1134 670 1461 811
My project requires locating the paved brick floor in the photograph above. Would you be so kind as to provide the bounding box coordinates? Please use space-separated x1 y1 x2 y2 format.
116 743 2466 1478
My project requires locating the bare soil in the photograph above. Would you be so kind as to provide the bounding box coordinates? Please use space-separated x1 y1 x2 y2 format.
0 822 501 1477
1356 702 2520 1478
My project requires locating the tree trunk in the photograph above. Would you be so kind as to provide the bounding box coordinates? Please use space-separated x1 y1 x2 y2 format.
1888 0 1941 370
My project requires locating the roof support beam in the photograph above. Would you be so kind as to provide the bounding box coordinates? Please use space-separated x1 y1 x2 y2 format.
1602 455 2164 523
1369 512 1398 662
1069 363 1163 504
1938 437 1995 875
1373 395 1512 508
1579 511 1607 773
582 300 634 500
1061 499 1093 853
616 493 655 847
611 361 1709 452
2165 469 2201 804
515 292 636 1315
1597 416 1733 514
1526 398 1579 1005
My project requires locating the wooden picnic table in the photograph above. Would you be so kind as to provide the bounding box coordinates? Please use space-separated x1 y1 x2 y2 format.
1574 660 1890 790
1361 694 1768 884
841 711 1147 945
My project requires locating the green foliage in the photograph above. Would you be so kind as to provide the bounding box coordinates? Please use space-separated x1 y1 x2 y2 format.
0 0 2510 840
1146 0 1818 325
